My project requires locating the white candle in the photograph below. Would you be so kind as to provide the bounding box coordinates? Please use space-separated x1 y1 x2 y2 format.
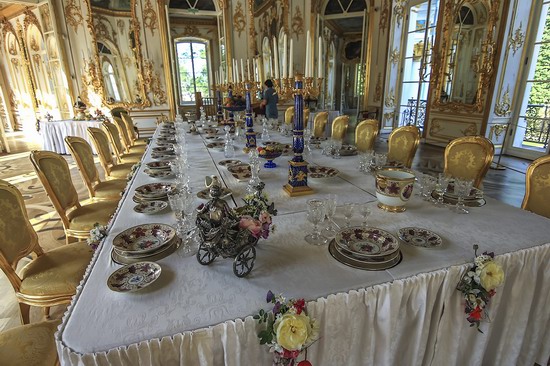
318 37 322 78
289 38 294 77
305 30 311 77
215 71 218 85
240 59 245 82
283 33 287 78
273 37 279 79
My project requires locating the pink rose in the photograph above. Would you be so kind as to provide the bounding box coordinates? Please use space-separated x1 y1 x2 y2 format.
259 211 272 225
239 216 262 238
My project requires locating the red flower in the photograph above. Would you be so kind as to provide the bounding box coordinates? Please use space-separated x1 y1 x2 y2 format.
282 349 300 359
297 361 313 366
468 306 483 321
294 299 306 315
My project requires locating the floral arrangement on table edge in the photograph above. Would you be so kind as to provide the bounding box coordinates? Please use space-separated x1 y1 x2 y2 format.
235 182 277 240
126 162 141 182
86 223 109 251
254 291 319 366
456 244 505 332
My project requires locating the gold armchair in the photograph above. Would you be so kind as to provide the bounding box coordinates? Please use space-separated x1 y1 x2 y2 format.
521 154 550 218
87 127 133 180
121 112 147 146
102 121 142 164
331 115 350 142
64 136 127 201
387 125 420 168
304 108 311 128
113 117 146 154
355 119 379 152
29 151 118 244
313 111 329 138
284 106 294 125
0 180 93 324
0 319 61 364
444 136 494 188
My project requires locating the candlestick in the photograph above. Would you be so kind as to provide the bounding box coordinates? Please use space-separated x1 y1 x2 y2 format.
289 39 294 77
305 31 310 77
283 33 288 78
247 59 251 81
245 83 256 150
318 37 322 78
241 59 245 82
273 37 279 79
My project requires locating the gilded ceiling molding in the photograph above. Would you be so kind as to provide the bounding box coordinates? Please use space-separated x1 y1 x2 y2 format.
291 6 304 39
374 73 382 103
64 0 84 33
390 47 399 66
393 0 408 27
233 1 246 37
379 0 390 32
143 0 158 36
494 86 511 117
1 17 17 42
508 22 524 56
384 88 395 108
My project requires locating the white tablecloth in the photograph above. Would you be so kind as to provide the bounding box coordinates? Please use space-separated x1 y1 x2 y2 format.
56 124 550 365
42 120 102 154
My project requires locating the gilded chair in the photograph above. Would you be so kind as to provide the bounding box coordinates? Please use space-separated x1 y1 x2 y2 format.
102 121 142 164
355 119 379 152
0 180 93 324
0 319 61 364
313 111 329 138
521 154 550 218
29 150 118 244
113 117 146 154
303 108 311 128
64 136 127 201
444 136 494 188
121 112 147 146
284 106 294 125
87 127 133 180
331 115 350 141
387 125 420 168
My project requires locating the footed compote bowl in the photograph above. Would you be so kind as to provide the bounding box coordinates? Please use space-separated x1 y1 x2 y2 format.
257 146 282 168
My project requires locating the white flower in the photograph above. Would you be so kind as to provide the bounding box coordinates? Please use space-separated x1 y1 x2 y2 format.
474 254 491 268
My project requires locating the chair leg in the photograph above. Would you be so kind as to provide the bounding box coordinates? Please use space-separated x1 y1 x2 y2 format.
43 306 51 319
19 302 30 325
66 235 78 245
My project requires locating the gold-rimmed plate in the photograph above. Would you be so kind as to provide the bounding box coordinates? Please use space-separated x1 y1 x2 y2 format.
308 166 339 178
112 223 176 254
107 262 162 293
135 182 174 199
328 240 402 271
397 227 443 248
335 226 400 258
133 200 168 215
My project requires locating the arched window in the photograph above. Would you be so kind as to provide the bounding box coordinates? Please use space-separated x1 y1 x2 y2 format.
175 39 210 104
102 61 121 101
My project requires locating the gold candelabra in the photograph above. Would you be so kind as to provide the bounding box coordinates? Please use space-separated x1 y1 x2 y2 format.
277 76 323 100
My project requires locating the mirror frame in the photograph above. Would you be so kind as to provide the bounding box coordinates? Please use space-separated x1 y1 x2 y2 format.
84 0 151 109
431 0 499 113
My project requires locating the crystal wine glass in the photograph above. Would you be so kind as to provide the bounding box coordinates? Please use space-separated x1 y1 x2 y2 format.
343 202 355 228
358 203 371 229
434 173 451 207
332 139 342 159
451 178 474 214
374 153 387 170
305 199 327 245
324 194 338 237
359 150 374 173
420 174 437 202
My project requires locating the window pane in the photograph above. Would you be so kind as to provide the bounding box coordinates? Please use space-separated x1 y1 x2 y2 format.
403 58 421 82
176 42 195 102
408 3 429 33
192 43 210 99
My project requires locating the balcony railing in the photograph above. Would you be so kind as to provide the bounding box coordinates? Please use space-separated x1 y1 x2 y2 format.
401 98 427 131
522 104 550 149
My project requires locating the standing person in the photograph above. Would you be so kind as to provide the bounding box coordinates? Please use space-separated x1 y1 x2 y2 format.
261 79 278 120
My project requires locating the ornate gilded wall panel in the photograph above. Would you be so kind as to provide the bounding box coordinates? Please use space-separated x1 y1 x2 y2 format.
65 0 84 33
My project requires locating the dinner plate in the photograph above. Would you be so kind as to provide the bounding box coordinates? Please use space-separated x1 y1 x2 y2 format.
219 159 242 167
339 145 358 156
335 226 400 258
308 166 339 178
397 227 443 248
152 146 174 154
144 169 173 178
444 182 483 201
431 191 486 207
133 200 168 214
328 240 402 271
135 182 174 199
112 223 176 254
111 238 181 265
107 262 162 293
151 153 174 161
146 161 171 170
197 187 232 200
332 240 401 263
227 164 252 181
206 142 225 150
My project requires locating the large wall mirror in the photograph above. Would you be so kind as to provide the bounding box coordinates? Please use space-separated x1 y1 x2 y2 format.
85 0 149 108
432 0 499 112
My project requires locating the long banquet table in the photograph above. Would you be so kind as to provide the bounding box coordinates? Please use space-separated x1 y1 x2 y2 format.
56 123 550 366
42 119 102 154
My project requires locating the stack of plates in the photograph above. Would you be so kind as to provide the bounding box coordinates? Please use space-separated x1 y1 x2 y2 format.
111 223 180 265
133 182 174 203
328 227 402 270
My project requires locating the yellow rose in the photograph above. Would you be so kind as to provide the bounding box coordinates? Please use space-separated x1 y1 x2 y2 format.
274 313 311 351
479 261 504 291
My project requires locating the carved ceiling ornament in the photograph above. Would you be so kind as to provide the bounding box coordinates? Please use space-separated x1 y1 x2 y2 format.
233 1 246 37
393 0 408 27
65 0 84 33
143 0 158 36
508 22 524 56
291 5 304 39
181 24 200 37
379 0 390 32
494 85 511 116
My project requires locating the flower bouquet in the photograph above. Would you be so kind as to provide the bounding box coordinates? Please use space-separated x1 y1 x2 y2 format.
86 223 109 251
235 182 277 239
456 244 505 332
255 291 319 366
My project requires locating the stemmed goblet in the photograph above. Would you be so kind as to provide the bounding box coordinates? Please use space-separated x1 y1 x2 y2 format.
434 173 451 207
343 202 356 228
358 203 371 229
305 199 327 246
451 178 474 214
324 194 338 237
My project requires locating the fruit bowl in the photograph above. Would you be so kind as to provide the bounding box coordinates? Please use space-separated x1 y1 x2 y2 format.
257 147 282 168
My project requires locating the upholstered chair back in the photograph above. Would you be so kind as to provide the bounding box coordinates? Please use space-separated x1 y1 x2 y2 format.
331 115 350 141
113 117 133 151
284 106 294 125
121 113 137 141
87 127 115 172
355 119 379 152
64 136 100 196
444 136 494 188
102 121 126 159
313 111 329 138
304 108 311 128
387 125 421 168
522 154 550 218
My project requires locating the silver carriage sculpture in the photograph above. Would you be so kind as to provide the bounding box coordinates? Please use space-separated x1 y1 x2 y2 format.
195 182 276 277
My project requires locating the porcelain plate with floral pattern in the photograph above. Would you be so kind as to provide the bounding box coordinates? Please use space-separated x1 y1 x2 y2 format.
107 262 162 293
308 166 340 178
227 164 252 181
146 161 171 170
133 200 168 215
219 159 242 167
135 182 174 199
397 227 443 248
335 226 399 258
112 223 176 254
144 168 173 178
